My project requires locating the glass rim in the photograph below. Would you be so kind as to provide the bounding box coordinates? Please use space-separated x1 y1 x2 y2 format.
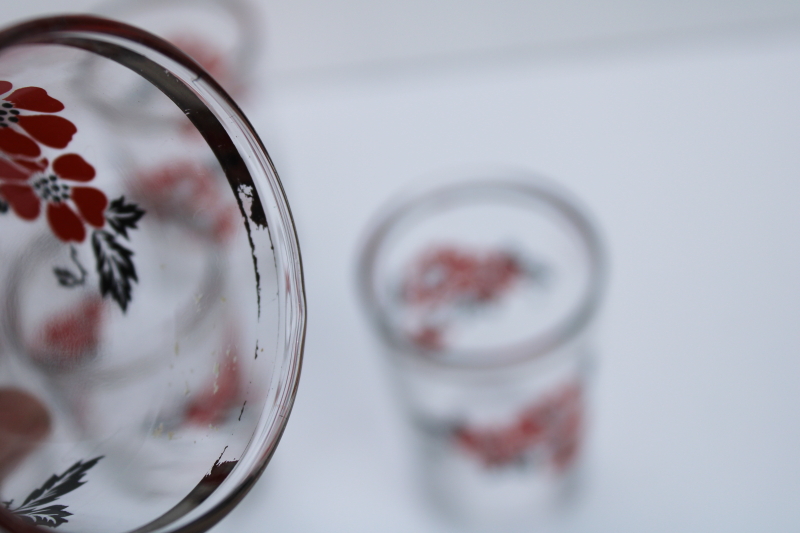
357 175 606 371
0 14 306 533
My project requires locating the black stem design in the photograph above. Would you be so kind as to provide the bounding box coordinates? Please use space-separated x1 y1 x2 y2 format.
53 245 87 287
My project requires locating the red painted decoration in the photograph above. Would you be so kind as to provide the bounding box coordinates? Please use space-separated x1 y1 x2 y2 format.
184 331 242 426
0 80 146 313
0 157 33 181
17 115 77 149
402 246 526 350
133 160 237 244
0 82 76 153
52 153 95 182
32 296 105 369
453 382 583 470
1 154 106 243
0 128 41 158
4 86 65 113
404 247 523 308
0 182 39 220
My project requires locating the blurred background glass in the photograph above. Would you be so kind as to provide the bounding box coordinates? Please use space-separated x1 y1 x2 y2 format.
3 1 800 532
357 177 605 531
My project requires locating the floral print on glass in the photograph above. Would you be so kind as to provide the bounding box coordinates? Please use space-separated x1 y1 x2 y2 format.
400 246 548 350
0 81 145 312
453 382 583 470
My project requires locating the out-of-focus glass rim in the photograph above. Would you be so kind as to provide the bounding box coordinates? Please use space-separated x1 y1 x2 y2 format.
357 175 605 371
0 14 306 533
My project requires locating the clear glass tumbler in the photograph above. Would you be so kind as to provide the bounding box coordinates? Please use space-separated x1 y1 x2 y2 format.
0 15 304 533
357 176 605 529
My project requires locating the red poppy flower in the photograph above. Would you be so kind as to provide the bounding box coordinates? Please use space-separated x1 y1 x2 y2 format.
0 153 107 243
0 80 77 159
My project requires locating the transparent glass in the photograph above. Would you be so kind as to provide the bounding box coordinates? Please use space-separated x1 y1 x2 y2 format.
358 177 604 529
93 0 260 101
0 16 305 533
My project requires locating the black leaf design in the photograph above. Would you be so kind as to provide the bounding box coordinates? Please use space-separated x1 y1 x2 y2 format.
92 229 138 312
105 196 145 240
6 456 103 529
16 505 72 528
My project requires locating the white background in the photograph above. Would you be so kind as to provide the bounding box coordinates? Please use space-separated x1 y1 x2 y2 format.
4 2 800 532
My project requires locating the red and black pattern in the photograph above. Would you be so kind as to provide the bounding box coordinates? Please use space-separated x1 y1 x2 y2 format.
0 81 145 312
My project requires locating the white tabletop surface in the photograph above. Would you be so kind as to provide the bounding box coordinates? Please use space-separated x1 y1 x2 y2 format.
245 35 800 533
4 2 800 532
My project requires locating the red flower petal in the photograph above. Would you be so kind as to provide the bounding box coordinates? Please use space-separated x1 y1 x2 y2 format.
53 153 95 182
47 202 85 242
13 157 48 173
0 81 11 96
0 158 33 181
17 115 76 149
0 183 40 220
5 87 65 113
71 187 107 228
0 127 40 157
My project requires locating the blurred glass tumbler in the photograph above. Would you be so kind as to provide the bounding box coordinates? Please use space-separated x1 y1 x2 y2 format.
358 177 604 527
93 0 261 105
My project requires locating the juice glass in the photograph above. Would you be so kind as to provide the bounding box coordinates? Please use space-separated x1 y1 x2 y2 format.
358 176 604 528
